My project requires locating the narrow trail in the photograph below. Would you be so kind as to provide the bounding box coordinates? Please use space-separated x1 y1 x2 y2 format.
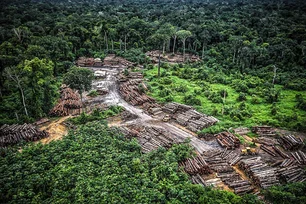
89 67 215 153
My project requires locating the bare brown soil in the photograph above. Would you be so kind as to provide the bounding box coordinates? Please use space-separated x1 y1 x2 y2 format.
38 116 70 144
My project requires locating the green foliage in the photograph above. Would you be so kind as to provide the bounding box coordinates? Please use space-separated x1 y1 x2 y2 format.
184 94 201 106
68 106 123 125
0 121 250 203
87 90 98 97
237 93 247 102
263 182 306 204
63 67 94 96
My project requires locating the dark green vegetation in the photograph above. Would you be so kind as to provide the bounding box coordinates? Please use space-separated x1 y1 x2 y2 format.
1 0 306 126
144 64 306 133
262 182 306 204
0 121 261 203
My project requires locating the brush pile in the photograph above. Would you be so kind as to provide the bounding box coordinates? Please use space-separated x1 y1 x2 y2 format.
215 132 240 149
49 85 81 116
0 124 49 147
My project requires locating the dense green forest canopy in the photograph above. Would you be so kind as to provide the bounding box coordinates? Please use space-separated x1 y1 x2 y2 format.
0 0 306 124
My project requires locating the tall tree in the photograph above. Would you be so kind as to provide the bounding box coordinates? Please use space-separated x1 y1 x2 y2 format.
22 58 56 118
177 30 192 62
63 67 94 109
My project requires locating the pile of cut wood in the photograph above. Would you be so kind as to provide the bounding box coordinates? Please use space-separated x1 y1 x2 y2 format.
179 154 212 175
119 78 156 106
49 85 81 116
239 157 279 189
145 50 201 63
279 135 304 150
260 145 278 157
217 172 253 195
120 110 138 121
119 125 180 153
191 174 206 186
277 165 306 183
0 124 49 147
290 151 306 164
163 102 218 132
203 149 253 194
205 149 242 172
103 54 134 67
215 132 240 149
162 102 192 114
234 127 250 135
252 126 276 137
253 137 278 146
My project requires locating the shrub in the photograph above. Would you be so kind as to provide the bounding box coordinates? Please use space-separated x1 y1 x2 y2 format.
237 92 247 101
87 90 98 97
183 94 201 106
160 77 172 85
208 92 223 103
175 85 188 93
159 88 172 97
232 79 249 93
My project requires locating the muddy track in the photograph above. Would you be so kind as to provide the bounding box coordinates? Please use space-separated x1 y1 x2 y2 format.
88 67 216 153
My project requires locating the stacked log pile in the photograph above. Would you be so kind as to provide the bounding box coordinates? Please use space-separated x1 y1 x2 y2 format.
162 102 218 132
119 78 156 106
239 157 279 189
280 158 297 168
291 151 306 165
145 50 201 63
148 107 163 116
49 86 81 116
260 145 277 157
180 154 212 175
273 146 290 158
103 54 134 67
234 127 250 135
0 124 49 147
215 132 240 149
277 165 306 183
252 126 276 137
162 102 192 114
279 135 304 150
191 174 206 186
203 149 252 194
120 125 180 153
120 110 138 121
218 172 254 195
253 137 278 146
